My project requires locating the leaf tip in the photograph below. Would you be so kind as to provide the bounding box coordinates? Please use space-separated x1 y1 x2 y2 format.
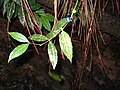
53 66 56 70
69 59 72 64
8 59 11 63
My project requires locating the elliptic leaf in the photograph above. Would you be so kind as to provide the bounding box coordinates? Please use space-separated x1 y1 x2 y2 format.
46 28 62 40
28 0 35 6
29 34 48 42
40 15 51 31
31 3 41 11
35 9 45 16
52 18 67 31
34 13 42 28
48 41 58 69
59 31 73 63
8 32 29 43
7 2 15 22
49 71 62 82
17 5 24 26
46 18 67 40
3 0 9 16
8 44 29 63
42 13 54 22
25 13 34 30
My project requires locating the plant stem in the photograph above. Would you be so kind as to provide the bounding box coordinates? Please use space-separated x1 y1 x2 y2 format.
70 0 78 19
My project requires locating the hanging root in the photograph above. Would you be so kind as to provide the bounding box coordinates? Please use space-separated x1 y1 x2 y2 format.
71 0 113 89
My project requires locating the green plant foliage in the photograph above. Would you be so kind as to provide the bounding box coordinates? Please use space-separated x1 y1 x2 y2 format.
35 9 45 16
59 31 73 63
1 0 54 32
2 0 19 22
35 9 54 31
42 13 54 22
17 5 24 26
3 0 9 16
48 41 58 69
8 32 29 43
49 71 62 82
28 0 35 6
40 15 51 31
34 13 42 27
25 12 34 30
7 2 16 22
52 18 67 31
29 34 48 42
13 0 20 5
31 3 41 11
28 0 41 11
46 29 61 41
47 18 67 40
8 44 29 63
3 0 74 73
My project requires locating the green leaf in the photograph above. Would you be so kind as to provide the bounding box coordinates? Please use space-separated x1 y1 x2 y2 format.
25 12 34 30
46 28 62 40
7 2 15 22
8 32 29 43
28 0 35 6
49 71 61 82
3 0 9 16
48 41 58 69
46 18 67 40
31 3 41 11
17 5 24 26
52 18 67 31
8 44 29 63
12 7 18 19
42 13 54 22
40 15 51 31
29 34 48 42
35 9 45 16
13 0 20 5
34 13 42 28
59 31 73 63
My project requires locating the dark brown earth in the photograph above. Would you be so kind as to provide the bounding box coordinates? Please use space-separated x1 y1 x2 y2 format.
0 1 120 90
